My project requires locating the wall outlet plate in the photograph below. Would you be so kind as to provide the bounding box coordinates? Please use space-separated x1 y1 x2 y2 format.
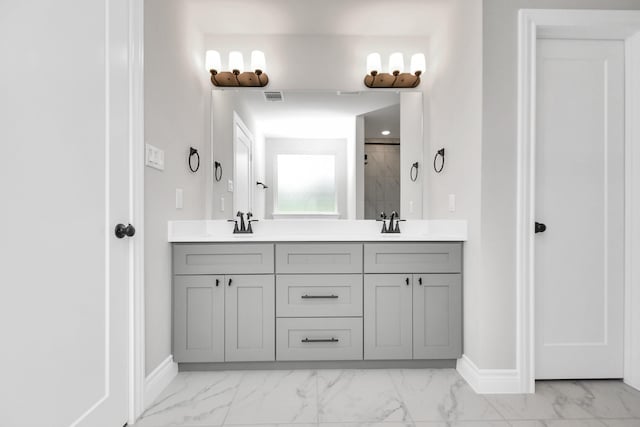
145 143 165 170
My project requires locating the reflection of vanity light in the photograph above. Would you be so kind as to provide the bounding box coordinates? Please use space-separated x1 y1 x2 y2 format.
364 52 425 88
206 49 269 87
381 130 391 136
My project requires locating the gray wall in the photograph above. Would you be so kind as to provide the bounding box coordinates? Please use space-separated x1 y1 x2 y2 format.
426 0 483 369
479 0 640 369
144 0 208 375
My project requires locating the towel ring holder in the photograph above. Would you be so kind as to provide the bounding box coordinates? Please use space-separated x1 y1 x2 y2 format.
188 147 200 173
433 148 445 173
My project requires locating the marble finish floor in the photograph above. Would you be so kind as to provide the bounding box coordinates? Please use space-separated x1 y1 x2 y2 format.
132 369 640 427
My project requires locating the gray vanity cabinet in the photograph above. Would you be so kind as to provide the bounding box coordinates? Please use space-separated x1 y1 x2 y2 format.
364 274 413 359
172 243 275 363
363 243 463 360
173 241 463 365
173 275 225 362
225 274 275 362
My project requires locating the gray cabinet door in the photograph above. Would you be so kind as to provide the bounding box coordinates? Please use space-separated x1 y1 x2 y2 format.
413 274 462 359
225 274 275 361
364 274 413 360
173 275 225 362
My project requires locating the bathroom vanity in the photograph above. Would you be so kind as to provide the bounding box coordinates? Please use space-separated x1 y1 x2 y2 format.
169 220 466 368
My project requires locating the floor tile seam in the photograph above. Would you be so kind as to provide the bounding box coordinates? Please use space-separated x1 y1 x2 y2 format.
220 370 249 426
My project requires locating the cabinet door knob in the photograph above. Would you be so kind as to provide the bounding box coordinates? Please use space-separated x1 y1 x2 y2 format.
535 222 547 233
216 279 220 287
228 278 233 286
418 277 423 285
406 277 410 286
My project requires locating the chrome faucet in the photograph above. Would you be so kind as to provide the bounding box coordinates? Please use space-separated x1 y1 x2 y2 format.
228 211 258 234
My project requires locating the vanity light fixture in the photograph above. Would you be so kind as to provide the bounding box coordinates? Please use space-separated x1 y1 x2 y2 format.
206 50 269 87
364 52 425 88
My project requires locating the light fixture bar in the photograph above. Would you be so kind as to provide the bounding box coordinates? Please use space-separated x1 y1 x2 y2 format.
364 51 425 88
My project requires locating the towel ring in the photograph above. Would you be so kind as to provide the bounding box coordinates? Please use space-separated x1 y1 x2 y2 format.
214 161 223 181
410 162 419 182
433 148 445 173
188 147 200 173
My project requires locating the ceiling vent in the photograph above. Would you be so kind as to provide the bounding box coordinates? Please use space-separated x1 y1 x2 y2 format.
263 91 284 102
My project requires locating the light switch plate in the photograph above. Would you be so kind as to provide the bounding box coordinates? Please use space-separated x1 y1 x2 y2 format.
145 144 165 170
449 194 456 212
176 188 183 209
227 179 234 192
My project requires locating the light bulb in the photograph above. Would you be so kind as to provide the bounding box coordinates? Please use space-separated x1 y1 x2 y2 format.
228 51 244 73
410 53 426 75
366 53 382 74
388 52 404 74
381 130 391 136
205 50 221 72
250 50 266 73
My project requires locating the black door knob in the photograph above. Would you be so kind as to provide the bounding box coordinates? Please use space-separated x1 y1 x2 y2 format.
535 222 547 234
115 223 136 239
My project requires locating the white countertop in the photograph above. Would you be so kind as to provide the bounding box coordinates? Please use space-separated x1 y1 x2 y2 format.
168 219 467 242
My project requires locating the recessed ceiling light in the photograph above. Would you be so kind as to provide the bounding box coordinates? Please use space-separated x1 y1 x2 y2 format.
381 130 391 136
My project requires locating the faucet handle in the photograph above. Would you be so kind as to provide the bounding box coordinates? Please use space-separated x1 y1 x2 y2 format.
236 211 244 218
227 219 240 233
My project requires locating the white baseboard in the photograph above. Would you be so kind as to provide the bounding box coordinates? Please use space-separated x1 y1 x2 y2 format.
457 354 524 394
144 355 178 409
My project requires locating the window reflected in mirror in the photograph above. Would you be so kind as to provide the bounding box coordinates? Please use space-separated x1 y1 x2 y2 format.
276 154 337 214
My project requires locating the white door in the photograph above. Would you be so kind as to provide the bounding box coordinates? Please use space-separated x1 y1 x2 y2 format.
0 1 131 426
535 39 625 379
233 113 253 214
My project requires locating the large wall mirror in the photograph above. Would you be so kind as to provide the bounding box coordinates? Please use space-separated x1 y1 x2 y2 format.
210 90 423 220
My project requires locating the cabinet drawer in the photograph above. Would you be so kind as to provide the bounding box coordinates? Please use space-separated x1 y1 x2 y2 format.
276 243 362 274
276 317 363 361
173 243 274 275
364 243 462 273
276 274 362 317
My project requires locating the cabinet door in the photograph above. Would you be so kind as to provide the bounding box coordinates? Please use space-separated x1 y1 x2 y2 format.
173 275 225 362
413 274 462 359
225 274 275 361
364 274 413 359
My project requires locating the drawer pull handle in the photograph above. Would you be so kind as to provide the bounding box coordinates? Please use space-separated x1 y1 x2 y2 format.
301 338 339 343
301 294 339 299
